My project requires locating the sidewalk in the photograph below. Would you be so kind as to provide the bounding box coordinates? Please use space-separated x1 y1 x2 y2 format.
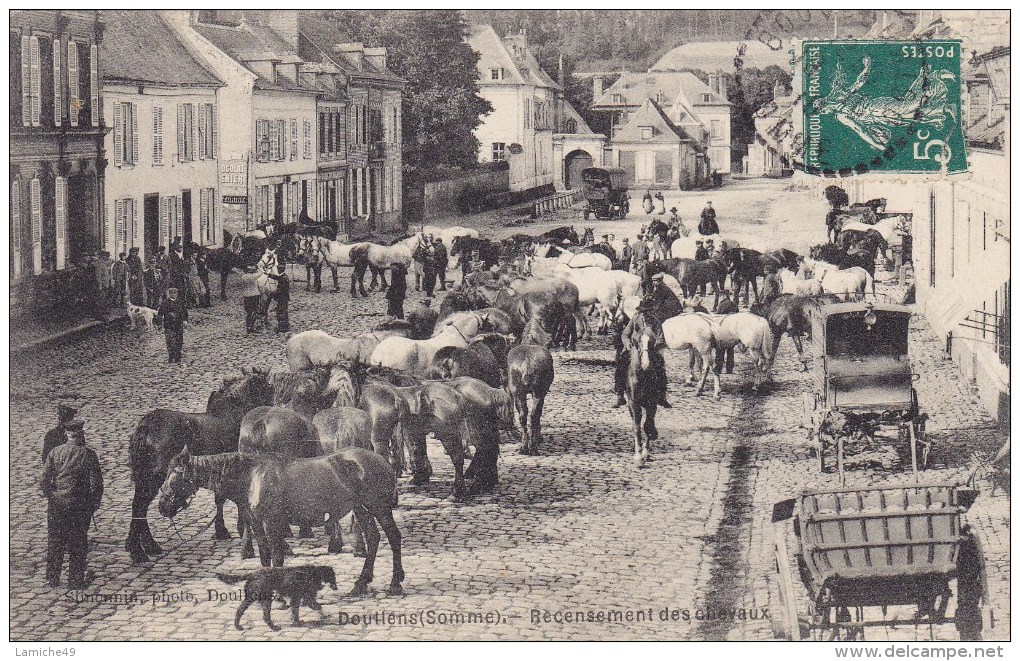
11 308 129 353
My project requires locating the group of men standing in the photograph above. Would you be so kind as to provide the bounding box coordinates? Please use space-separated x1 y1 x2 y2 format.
413 234 449 298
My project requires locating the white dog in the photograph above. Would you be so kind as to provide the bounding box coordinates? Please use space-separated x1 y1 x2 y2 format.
126 303 158 331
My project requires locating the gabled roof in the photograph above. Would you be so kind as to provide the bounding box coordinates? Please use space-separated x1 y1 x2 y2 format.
561 100 595 134
101 11 222 87
193 20 319 93
297 12 405 84
467 25 561 91
612 98 697 144
595 71 729 108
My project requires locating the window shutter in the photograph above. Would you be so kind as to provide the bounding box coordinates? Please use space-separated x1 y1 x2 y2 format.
113 102 123 167
210 104 218 158
158 197 167 247
177 104 185 162
303 119 310 159
30 178 42 274
55 177 67 270
67 41 79 127
152 106 163 164
290 118 298 160
114 199 124 257
270 120 279 161
280 119 288 160
200 188 209 244
131 199 141 249
198 103 207 159
30 36 41 127
21 36 31 127
191 104 199 162
90 43 99 127
131 103 139 164
12 181 22 279
176 196 183 239
53 39 62 127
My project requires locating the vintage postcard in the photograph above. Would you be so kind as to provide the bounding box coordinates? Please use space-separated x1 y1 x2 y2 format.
8 8 1010 651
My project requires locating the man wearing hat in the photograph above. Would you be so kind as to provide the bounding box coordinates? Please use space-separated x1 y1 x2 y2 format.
648 272 684 321
617 238 633 271
630 233 649 273
694 240 709 263
156 286 188 364
42 404 79 463
40 416 103 589
385 262 408 319
241 268 263 334
759 261 783 306
408 297 439 340
126 247 144 305
267 256 291 332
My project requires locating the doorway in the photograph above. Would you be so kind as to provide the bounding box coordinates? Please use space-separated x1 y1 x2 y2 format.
144 194 160 260
274 184 284 224
564 149 593 189
181 189 192 256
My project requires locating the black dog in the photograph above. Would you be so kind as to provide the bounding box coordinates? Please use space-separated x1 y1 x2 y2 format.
217 565 338 631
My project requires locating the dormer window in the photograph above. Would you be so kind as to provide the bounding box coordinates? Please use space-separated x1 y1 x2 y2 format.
702 93 712 102
491 68 500 80
641 127 653 140
612 93 624 103
654 91 664 104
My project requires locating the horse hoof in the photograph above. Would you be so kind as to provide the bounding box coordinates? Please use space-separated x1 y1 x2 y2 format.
213 530 231 541
448 492 468 503
328 544 343 555
241 548 256 560
409 474 430 487
349 583 369 597
387 584 404 596
142 542 164 555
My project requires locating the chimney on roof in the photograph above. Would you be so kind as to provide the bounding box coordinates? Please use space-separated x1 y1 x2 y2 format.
335 43 364 69
251 10 299 52
364 46 387 72
717 73 728 100
593 75 604 100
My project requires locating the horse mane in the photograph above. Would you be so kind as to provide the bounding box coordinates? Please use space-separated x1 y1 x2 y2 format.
188 452 254 494
270 367 330 405
208 373 268 413
522 317 551 347
327 361 363 408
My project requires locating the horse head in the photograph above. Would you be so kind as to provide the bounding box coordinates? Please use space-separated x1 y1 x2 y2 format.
211 369 273 412
638 333 652 370
157 447 196 518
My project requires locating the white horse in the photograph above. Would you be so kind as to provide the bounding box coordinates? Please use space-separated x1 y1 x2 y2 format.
801 258 872 299
707 312 776 392
560 252 612 270
778 267 824 297
286 328 410 371
301 235 370 291
370 313 486 374
662 313 721 399
554 265 641 333
841 216 906 247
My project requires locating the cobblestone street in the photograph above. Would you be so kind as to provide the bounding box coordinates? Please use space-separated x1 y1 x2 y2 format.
10 180 1009 641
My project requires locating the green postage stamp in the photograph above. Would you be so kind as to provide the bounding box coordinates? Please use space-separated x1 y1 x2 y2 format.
803 40 967 175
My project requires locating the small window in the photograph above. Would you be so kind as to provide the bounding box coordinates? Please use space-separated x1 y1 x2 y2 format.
641 127 653 140
711 120 721 138
612 93 623 103
492 142 506 162
702 93 712 102
490 68 500 80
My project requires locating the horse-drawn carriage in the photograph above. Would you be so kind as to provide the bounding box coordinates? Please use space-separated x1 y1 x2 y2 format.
769 483 992 640
581 167 629 221
803 301 930 482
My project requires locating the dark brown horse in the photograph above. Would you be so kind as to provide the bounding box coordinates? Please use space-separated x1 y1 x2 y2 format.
443 376 517 494
721 248 767 303
427 343 502 388
625 310 663 468
127 370 274 563
674 256 728 299
508 319 556 455
158 448 404 595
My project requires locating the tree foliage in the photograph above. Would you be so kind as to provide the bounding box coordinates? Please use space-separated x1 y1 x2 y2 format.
316 10 493 179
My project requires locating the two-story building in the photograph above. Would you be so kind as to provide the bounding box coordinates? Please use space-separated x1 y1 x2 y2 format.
165 10 320 238
593 70 732 175
101 11 223 260
467 25 560 193
10 10 106 316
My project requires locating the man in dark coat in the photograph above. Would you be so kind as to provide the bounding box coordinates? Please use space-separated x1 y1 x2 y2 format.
759 262 783 306
156 287 188 364
419 239 437 297
714 290 739 374
126 247 144 305
241 269 262 334
694 240 710 263
111 252 128 306
648 273 684 321
269 257 290 333
433 238 449 291
617 238 633 271
699 201 720 235
195 250 211 308
385 263 408 319
42 404 78 463
408 298 440 340
40 418 103 589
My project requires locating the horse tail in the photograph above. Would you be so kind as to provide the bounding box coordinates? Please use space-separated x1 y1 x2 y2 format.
216 572 254 585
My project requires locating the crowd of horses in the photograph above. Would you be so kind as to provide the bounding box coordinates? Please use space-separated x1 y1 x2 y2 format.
120 212 901 598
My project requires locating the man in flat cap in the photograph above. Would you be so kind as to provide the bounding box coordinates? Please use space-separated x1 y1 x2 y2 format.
40 417 103 589
156 286 188 364
42 404 79 463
